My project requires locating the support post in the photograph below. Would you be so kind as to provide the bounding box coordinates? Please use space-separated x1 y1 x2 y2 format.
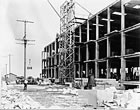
86 44 89 77
121 0 126 81
16 20 34 90
79 46 81 78
139 57 140 81
107 7 111 78
79 25 82 43
54 37 57 79
95 15 99 78
74 63 76 79
87 19 89 41
86 19 90 77
79 26 82 78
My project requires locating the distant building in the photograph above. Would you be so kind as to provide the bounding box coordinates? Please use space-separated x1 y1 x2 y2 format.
5 73 17 84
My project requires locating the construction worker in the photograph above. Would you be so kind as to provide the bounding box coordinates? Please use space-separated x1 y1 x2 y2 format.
24 79 28 90
87 73 96 89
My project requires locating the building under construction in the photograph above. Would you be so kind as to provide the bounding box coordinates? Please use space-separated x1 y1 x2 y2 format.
41 0 140 84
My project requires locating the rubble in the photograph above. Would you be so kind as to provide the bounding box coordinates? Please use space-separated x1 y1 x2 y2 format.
62 88 78 95
112 89 140 109
97 86 140 109
45 84 78 95
2 80 140 110
1 88 46 109
97 86 117 106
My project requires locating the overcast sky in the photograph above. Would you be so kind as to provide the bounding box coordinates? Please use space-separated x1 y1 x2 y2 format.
0 0 116 78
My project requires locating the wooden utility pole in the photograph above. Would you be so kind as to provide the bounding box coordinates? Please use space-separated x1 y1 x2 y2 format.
16 20 34 90
5 64 7 76
2 54 13 74
0 66 1 108
8 54 13 74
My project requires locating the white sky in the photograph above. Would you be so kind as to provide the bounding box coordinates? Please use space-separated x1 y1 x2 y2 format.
0 0 116 78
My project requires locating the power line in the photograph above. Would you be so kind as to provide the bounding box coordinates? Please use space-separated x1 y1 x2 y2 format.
16 20 35 90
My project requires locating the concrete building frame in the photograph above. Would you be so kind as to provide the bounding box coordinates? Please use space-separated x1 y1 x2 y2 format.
41 0 140 83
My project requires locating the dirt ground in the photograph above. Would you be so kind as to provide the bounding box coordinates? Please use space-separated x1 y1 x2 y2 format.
7 84 97 109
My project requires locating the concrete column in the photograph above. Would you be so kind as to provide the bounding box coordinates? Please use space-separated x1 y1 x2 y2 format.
86 63 88 77
95 15 99 78
47 69 49 78
79 46 81 78
81 64 83 78
121 0 126 81
45 67 47 78
78 63 81 78
74 64 76 79
87 19 89 41
86 44 89 61
79 26 82 42
86 44 89 77
50 45 52 78
73 46 76 80
107 7 111 78
54 56 57 78
54 37 57 79
79 26 82 78
54 64 56 79
139 57 140 81
48 68 50 78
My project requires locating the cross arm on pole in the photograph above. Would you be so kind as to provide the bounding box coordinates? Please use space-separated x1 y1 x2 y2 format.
16 20 34 23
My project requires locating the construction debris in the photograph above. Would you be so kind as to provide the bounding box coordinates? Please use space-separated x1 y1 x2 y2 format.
98 87 140 109
110 89 140 109
45 84 78 95
1 88 45 109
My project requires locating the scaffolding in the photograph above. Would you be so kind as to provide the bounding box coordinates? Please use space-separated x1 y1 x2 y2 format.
59 0 75 83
